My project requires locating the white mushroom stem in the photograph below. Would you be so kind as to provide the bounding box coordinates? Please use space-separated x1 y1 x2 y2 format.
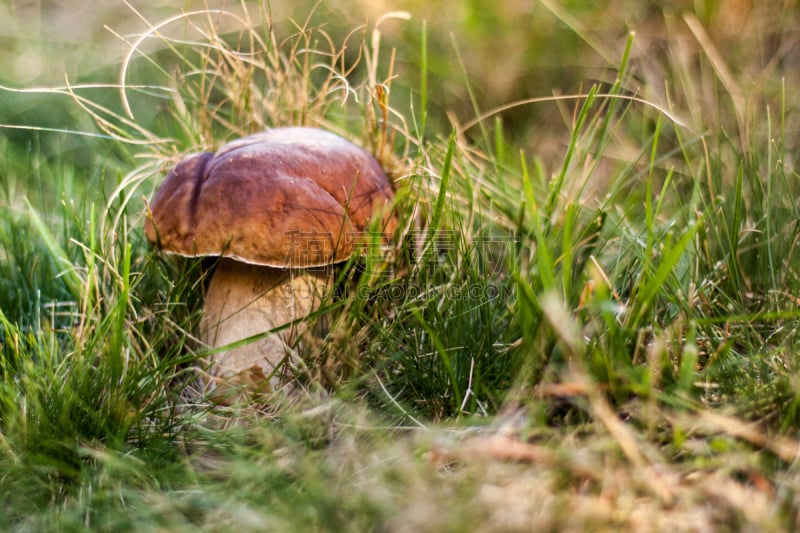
200 258 330 398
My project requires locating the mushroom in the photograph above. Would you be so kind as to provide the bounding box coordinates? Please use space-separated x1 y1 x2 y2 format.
144 127 396 399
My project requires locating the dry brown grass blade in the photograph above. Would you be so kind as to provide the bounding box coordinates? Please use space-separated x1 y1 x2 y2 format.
116 6 255 121
459 93 688 134
0 81 171 145
539 292 676 504
365 11 412 159
536 0 615 64
439 434 555 464
683 12 747 140
699 411 800 464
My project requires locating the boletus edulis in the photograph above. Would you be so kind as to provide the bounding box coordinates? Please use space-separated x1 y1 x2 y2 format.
144 127 396 402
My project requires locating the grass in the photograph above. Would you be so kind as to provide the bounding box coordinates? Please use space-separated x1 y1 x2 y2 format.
2 0 800 530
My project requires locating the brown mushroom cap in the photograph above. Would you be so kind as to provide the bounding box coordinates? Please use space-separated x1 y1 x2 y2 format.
144 127 396 268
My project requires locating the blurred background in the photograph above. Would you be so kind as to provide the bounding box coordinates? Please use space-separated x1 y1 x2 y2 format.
3 0 798 161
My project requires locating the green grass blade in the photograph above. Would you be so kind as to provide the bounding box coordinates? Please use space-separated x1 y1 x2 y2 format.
24 197 82 301
520 151 555 291
431 131 456 229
